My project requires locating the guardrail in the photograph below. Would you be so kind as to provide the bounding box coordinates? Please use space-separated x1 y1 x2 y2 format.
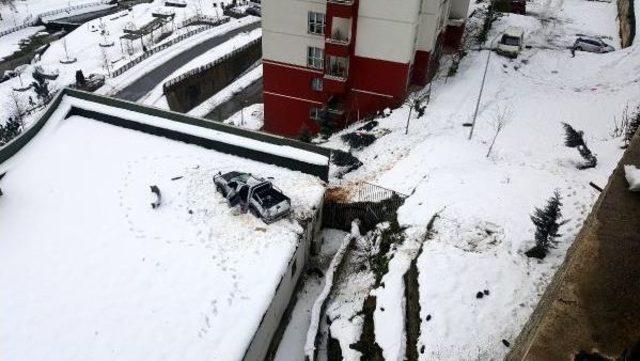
111 17 230 78
163 37 260 90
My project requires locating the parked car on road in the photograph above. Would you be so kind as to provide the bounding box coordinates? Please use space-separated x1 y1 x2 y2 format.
572 36 614 53
214 171 291 223
496 27 524 58
245 5 261 16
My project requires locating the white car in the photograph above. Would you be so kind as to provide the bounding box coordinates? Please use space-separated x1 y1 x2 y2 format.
496 27 524 58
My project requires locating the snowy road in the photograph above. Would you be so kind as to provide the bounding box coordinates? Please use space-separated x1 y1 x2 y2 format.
115 20 261 102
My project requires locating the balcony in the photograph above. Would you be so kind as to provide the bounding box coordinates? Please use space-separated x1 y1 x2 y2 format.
325 19 351 57
327 0 356 18
325 38 350 57
326 98 345 116
323 74 347 94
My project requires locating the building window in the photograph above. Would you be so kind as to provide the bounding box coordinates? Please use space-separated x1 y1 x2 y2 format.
308 12 325 35
310 107 322 121
307 47 324 69
326 56 348 78
311 77 323 91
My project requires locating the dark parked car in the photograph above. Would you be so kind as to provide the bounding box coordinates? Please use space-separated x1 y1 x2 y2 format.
213 171 291 223
245 5 261 16
573 36 614 53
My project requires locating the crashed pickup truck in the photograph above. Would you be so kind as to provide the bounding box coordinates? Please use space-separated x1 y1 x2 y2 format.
213 171 291 223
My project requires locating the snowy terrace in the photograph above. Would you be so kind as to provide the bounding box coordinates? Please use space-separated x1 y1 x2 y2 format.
0 89 329 361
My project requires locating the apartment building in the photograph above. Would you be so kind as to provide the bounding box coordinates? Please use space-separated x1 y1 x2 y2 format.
262 0 471 137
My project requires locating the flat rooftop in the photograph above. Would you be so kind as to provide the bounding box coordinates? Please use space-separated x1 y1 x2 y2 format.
0 93 326 360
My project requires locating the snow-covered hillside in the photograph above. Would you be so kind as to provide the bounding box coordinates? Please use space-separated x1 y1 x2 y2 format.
312 0 640 359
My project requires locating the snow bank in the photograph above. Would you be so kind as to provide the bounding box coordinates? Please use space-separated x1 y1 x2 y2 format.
624 165 640 191
304 226 356 360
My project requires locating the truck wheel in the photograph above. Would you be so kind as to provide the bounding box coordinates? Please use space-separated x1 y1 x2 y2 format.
249 205 260 218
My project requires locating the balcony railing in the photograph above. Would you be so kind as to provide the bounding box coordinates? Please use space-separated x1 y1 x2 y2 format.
326 30 350 45
326 65 348 80
327 0 355 5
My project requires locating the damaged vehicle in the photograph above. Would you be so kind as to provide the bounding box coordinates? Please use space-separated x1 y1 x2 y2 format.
496 27 524 58
572 36 614 54
213 171 291 223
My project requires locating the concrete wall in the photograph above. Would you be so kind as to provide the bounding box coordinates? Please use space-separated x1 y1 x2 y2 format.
355 0 421 63
164 40 262 113
262 0 326 67
617 0 636 48
243 205 325 361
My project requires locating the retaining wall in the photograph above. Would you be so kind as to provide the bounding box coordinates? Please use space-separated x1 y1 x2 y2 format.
163 38 262 113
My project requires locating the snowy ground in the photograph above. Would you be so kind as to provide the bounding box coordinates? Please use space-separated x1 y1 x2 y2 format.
137 28 261 108
221 103 264 130
0 0 249 124
0 0 106 32
314 0 640 359
0 112 325 361
0 24 45 60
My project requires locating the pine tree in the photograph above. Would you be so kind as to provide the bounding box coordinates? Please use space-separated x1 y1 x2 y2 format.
624 107 640 145
525 191 566 260
31 73 50 103
562 122 597 169
0 117 24 146
75 70 86 87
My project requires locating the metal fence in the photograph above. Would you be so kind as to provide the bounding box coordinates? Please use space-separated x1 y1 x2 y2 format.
162 37 260 90
110 17 230 78
322 182 408 233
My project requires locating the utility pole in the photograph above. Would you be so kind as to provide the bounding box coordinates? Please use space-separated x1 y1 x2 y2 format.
405 103 413 135
469 49 492 140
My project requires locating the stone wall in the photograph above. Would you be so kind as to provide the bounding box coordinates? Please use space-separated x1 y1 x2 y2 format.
164 39 262 113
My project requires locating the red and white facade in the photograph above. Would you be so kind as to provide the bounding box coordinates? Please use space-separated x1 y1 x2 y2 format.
262 0 470 137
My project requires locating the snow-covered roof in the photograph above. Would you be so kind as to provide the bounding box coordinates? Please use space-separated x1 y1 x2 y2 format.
0 89 327 360
504 26 524 38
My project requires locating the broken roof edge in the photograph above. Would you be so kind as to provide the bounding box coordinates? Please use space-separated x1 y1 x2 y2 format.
0 88 331 181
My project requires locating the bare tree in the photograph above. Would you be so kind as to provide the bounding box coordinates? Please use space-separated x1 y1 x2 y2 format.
405 92 427 135
486 107 511 157
8 91 24 121
100 48 111 76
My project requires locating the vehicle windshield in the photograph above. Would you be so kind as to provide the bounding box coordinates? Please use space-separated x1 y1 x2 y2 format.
501 35 520 46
